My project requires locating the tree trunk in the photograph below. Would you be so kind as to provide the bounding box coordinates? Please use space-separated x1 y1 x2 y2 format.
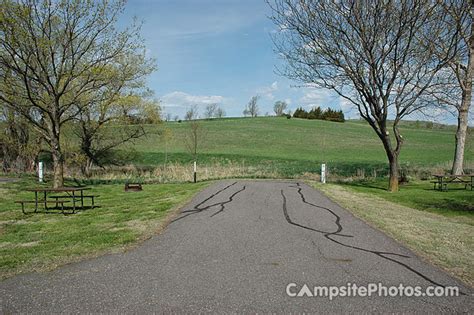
388 154 400 192
453 5 474 175
381 134 400 192
84 158 93 178
51 138 64 188
452 104 470 175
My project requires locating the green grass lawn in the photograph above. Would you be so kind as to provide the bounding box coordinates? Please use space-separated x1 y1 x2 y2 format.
124 117 473 177
339 179 474 217
0 176 209 279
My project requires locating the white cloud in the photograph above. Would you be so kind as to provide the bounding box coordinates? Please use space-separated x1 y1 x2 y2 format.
161 91 227 108
298 87 360 118
256 81 279 100
338 97 352 111
338 96 358 119
299 88 334 108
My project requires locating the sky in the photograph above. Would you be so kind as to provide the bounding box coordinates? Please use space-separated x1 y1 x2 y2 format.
121 0 470 125
121 0 353 120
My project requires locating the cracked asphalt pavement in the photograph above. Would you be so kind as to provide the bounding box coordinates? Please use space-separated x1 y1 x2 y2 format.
1 181 472 313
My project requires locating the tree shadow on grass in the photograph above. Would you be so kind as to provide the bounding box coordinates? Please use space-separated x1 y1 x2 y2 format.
339 180 389 192
339 179 474 216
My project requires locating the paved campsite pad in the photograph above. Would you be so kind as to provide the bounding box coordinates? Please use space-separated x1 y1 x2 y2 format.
1 181 472 313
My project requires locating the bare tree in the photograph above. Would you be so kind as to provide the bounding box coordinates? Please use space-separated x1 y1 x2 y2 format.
273 100 288 116
184 105 198 121
184 120 206 162
268 0 450 191
243 95 260 117
161 107 172 122
215 107 226 118
0 0 153 187
426 1 473 175
204 103 218 119
160 126 173 165
72 42 157 177
75 95 160 177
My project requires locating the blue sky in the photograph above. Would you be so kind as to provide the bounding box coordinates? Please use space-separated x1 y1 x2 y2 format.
122 0 352 119
121 0 474 126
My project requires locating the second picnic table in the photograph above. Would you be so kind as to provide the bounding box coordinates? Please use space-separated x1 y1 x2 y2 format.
26 187 92 213
431 174 474 191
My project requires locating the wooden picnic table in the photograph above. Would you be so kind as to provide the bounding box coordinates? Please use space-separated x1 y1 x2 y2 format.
26 187 91 213
431 174 474 191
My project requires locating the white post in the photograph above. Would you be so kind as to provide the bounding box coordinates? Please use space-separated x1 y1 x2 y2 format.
38 161 44 183
193 161 197 183
321 163 326 184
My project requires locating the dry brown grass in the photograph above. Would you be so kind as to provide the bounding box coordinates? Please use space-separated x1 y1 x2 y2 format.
68 159 474 185
87 161 282 182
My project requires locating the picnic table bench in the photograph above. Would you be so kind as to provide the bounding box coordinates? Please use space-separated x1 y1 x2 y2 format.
16 187 98 214
15 200 70 214
431 174 474 191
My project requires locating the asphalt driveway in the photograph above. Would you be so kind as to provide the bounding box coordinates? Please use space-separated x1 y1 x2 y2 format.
1 181 472 313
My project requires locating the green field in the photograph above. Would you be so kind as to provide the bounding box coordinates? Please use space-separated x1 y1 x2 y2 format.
125 117 473 178
2 117 473 280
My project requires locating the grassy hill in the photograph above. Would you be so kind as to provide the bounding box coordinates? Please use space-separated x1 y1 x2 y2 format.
123 117 473 179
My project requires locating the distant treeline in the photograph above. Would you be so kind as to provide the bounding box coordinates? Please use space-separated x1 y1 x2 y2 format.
293 106 345 122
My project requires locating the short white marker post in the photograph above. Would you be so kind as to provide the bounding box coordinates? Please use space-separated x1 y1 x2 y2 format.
321 163 326 184
193 161 197 183
38 161 44 183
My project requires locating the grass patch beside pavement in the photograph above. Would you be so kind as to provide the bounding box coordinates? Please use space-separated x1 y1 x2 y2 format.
313 182 474 287
0 176 209 279
339 179 474 218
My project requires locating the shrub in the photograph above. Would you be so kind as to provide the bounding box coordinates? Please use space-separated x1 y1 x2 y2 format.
293 107 308 118
293 106 345 122
308 106 322 119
